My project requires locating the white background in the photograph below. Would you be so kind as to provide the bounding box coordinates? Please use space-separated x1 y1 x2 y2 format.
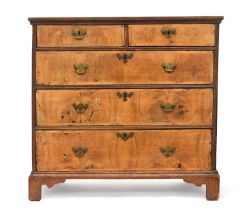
0 0 251 209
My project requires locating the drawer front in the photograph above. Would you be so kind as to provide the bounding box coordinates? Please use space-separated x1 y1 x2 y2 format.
36 51 213 85
37 25 124 47
36 89 213 126
36 130 211 171
129 24 215 46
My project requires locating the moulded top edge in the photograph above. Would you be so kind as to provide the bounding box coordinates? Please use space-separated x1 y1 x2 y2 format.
28 16 224 25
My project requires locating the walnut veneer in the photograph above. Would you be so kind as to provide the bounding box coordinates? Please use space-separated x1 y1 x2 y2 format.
28 16 223 200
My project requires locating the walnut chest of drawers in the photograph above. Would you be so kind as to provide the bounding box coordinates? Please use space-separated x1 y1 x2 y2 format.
28 16 223 201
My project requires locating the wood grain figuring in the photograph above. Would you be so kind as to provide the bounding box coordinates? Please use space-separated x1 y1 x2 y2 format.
36 129 211 171
36 51 213 85
129 24 215 46
36 89 213 126
37 25 124 47
29 17 222 200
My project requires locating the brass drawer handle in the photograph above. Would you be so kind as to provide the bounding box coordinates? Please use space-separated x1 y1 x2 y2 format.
117 132 134 141
72 147 88 157
72 29 87 40
161 63 177 73
73 64 88 74
161 28 176 38
117 92 133 101
72 103 89 113
160 103 176 112
117 53 133 63
160 147 176 157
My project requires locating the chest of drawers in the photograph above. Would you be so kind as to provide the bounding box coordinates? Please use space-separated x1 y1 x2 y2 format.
28 16 223 201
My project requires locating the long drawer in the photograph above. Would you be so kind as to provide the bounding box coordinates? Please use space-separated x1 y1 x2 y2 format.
36 129 211 171
36 51 213 85
36 89 213 126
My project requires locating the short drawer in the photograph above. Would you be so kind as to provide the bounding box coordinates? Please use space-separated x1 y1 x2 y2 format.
37 25 124 47
36 129 211 171
129 24 215 46
36 51 213 85
36 89 213 126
